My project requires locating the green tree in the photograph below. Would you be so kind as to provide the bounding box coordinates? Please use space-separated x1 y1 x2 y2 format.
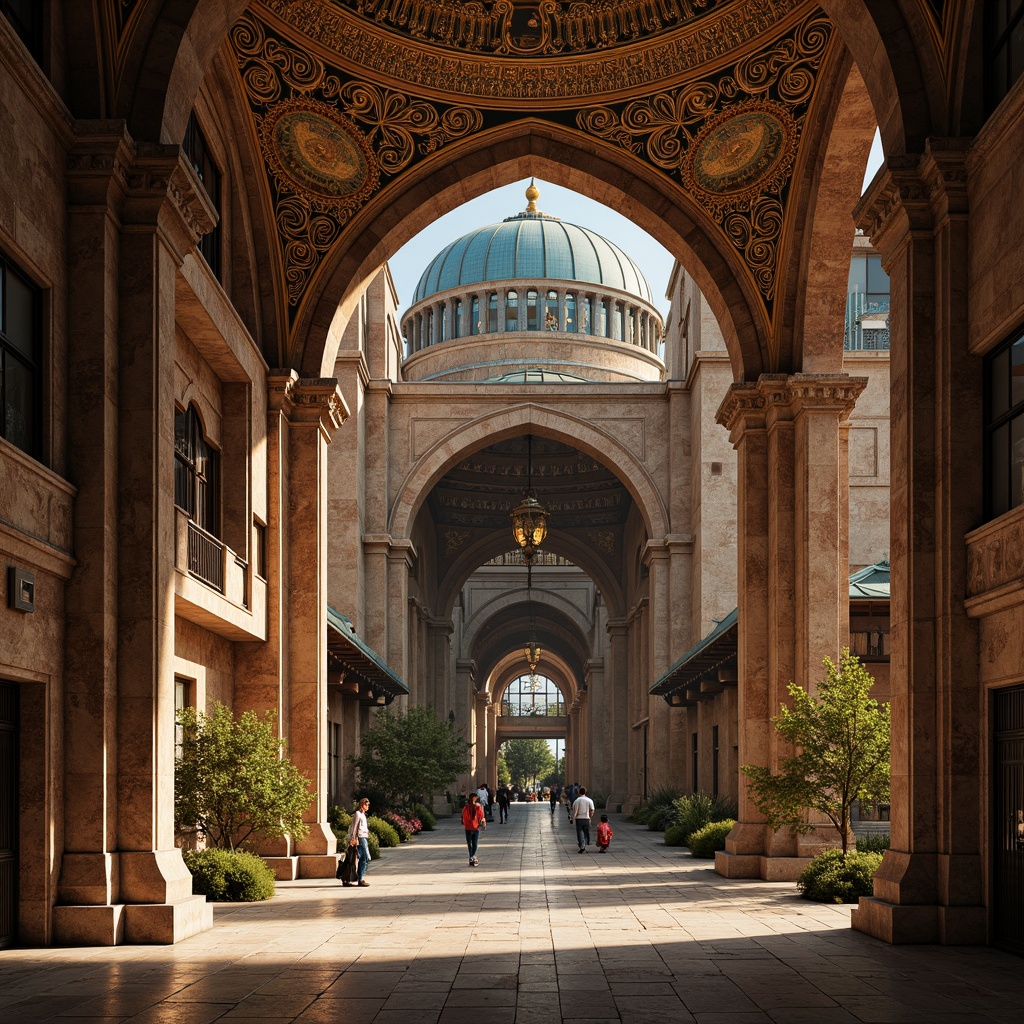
496 749 511 787
502 738 555 788
741 649 890 857
175 702 312 851
349 705 471 807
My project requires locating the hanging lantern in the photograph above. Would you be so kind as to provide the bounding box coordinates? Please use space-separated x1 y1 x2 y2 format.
510 494 549 562
524 637 542 672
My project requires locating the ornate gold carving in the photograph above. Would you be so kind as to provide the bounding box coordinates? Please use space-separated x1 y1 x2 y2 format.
260 0 802 104
586 529 616 555
233 12 483 314
444 528 472 556
578 14 829 304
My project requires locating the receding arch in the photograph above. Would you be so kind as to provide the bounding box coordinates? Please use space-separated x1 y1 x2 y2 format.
298 119 768 382
435 532 625 622
390 405 669 543
789 59 879 372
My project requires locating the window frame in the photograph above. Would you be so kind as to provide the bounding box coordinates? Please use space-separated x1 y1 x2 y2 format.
174 403 221 538
984 329 1024 521
182 113 223 281
986 1 1024 115
0 251 42 460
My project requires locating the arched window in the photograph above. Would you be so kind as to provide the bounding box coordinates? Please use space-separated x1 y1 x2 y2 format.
505 289 519 332
174 404 219 537
526 289 539 331
453 299 463 339
501 673 565 717
488 293 499 333
565 292 577 332
470 295 480 335
545 290 559 330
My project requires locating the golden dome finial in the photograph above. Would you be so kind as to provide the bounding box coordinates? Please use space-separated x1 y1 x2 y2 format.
525 178 539 213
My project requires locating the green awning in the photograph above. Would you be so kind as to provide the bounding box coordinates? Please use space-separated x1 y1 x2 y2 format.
327 606 409 698
649 608 738 697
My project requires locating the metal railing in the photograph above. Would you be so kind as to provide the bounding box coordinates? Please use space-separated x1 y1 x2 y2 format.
500 701 567 717
844 294 891 351
187 519 224 592
849 628 889 660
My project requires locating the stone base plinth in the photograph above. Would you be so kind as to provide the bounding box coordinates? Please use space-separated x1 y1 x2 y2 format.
124 895 213 944
297 855 339 879
53 904 126 946
263 856 299 881
852 897 987 945
714 851 810 881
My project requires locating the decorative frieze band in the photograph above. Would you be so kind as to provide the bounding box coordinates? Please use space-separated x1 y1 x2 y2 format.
267 369 350 434
716 373 866 435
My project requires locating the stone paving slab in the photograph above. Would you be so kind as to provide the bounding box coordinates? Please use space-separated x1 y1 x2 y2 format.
2 804 1023 1024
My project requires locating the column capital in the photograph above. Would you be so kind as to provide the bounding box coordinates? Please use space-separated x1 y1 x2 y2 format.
605 616 629 638
716 373 866 441
267 371 350 438
429 617 455 636
855 139 969 263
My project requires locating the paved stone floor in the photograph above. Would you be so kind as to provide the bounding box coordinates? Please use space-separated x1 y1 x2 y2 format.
2 804 1023 1024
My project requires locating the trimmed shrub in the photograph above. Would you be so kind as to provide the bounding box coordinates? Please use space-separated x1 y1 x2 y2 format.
367 832 381 860
409 803 436 830
689 819 735 858
367 815 400 848
328 805 352 841
663 823 688 847
647 806 671 832
797 849 883 904
183 849 275 902
382 811 413 841
667 793 739 845
630 785 683 825
855 832 890 854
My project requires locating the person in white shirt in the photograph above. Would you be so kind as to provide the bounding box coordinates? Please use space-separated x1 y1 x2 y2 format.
571 786 596 853
346 797 372 886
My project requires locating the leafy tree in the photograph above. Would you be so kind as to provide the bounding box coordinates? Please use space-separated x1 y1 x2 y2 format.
349 705 471 807
539 756 564 788
741 649 890 856
175 702 312 851
502 738 555 788
496 749 511 787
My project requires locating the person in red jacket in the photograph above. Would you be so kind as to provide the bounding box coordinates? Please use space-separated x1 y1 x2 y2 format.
597 815 614 853
462 791 486 866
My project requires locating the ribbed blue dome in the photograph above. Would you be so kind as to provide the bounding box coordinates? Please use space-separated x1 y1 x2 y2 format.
412 211 653 304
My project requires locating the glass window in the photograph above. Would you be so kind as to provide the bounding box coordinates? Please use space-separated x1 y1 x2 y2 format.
174 404 219 536
565 293 577 332
986 329 1024 519
470 296 480 335
505 290 519 332
500 673 565 717
545 290 559 331
488 293 498 333
0 253 40 458
526 290 539 331
453 299 463 339
986 1 1024 115
182 114 222 281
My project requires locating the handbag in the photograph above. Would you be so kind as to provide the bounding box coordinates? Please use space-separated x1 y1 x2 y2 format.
336 843 359 882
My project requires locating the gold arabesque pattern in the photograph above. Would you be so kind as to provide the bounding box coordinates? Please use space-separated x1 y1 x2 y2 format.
233 12 483 313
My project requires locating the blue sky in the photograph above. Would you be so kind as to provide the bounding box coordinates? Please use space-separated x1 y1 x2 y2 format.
388 131 885 322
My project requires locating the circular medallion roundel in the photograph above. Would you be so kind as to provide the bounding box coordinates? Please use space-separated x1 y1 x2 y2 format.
685 101 797 206
261 99 379 209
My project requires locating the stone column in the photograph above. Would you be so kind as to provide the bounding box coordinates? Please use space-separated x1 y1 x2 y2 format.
604 619 629 808
644 543 674 791
473 690 490 783
430 619 454 715
268 373 349 878
386 541 415 693
851 143 985 945
455 659 475 794
57 131 217 945
714 372 864 881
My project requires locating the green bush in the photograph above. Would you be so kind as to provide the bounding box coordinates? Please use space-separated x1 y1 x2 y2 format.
629 785 683 825
409 803 436 830
797 849 883 904
663 823 688 847
367 832 381 860
589 792 606 809
667 793 739 845
855 832 890 854
328 805 352 841
367 815 400 848
647 806 671 831
688 819 735 858
183 849 275 902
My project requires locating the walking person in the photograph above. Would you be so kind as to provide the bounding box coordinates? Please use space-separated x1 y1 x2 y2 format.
549 784 558 815
572 786 595 853
497 784 511 823
462 791 486 866
597 814 614 853
346 797 372 886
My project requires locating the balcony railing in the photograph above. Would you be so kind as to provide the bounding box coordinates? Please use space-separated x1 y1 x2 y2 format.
500 701 567 717
844 295 891 351
187 519 224 592
849 628 890 660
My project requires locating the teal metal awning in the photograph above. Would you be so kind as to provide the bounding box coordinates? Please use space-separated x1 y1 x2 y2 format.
848 560 890 600
649 608 738 699
327 606 409 701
